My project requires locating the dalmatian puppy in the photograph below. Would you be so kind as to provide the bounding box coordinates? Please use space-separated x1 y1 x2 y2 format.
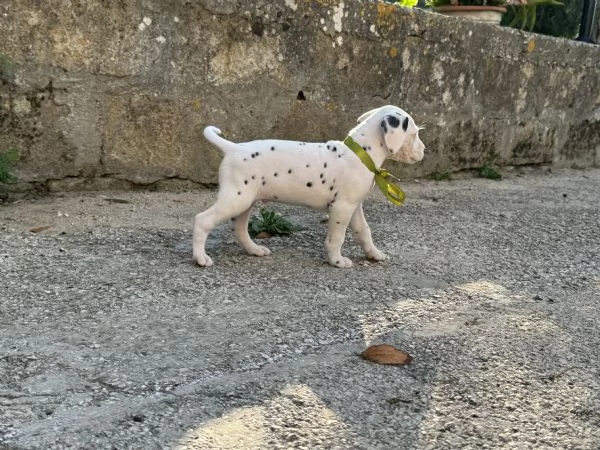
193 105 424 268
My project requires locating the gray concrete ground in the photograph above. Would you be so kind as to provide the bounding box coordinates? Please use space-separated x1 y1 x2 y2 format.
1 168 599 450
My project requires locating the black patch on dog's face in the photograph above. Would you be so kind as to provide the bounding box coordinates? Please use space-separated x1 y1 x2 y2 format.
306 182 313 187
387 115 400 128
381 120 388 134
402 116 409 131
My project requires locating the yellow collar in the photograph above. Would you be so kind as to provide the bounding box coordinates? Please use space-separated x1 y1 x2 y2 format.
343 136 405 206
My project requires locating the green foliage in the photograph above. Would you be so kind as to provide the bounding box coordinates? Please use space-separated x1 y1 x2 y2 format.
430 169 452 181
0 52 15 82
426 0 507 7
248 208 303 238
384 0 419 7
506 0 565 31
0 148 19 184
502 0 580 38
478 163 502 180
397 0 419 7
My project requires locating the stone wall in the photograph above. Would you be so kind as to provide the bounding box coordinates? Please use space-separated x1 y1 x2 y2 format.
0 0 599 191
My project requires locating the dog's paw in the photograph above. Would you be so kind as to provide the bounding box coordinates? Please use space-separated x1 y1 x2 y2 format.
331 256 353 269
247 244 271 257
367 249 387 261
195 253 214 267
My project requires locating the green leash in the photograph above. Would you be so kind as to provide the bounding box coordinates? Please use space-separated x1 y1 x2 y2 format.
343 136 406 206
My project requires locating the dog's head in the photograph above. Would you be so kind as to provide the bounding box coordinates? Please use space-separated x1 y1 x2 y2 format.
357 105 425 164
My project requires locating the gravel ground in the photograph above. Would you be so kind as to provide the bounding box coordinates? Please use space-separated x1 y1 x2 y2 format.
1 168 599 449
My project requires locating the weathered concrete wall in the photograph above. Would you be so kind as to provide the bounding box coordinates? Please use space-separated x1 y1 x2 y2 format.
0 0 599 191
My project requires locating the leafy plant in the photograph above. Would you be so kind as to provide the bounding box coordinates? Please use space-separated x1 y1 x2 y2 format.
384 0 419 7
0 148 19 184
397 0 419 7
426 0 507 7
430 169 452 181
248 208 303 238
478 163 502 180
506 0 564 31
0 52 15 82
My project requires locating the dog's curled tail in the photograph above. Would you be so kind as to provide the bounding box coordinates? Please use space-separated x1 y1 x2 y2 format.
204 126 237 154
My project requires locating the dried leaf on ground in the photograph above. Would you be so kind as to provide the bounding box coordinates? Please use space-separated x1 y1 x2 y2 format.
361 344 412 366
29 225 52 233
255 231 273 239
104 198 131 204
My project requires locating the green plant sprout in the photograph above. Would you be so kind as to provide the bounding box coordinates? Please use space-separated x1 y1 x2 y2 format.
509 0 564 31
478 163 502 180
397 0 419 7
0 148 19 184
0 52 15 82
248 208 303 238
431 169 452 181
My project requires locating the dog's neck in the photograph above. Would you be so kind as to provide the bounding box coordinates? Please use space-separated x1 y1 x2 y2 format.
346 122 390 168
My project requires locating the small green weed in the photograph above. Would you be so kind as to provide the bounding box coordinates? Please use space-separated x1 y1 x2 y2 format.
0 52 15 82
395 0 418 7
248 208 303 238
0 148 19 184
478 163 502 180
430 169 452 181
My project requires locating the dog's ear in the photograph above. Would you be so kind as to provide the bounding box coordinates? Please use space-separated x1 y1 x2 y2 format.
356 107 383 123
381 115 409 154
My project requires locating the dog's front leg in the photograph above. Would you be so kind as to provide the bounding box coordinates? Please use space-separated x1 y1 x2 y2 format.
325 202 357 268
349 203 386 261
233 206 272 257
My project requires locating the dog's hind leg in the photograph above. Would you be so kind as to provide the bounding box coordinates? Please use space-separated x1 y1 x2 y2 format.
193 198 254 267
349 203 386 261
233 206 272 257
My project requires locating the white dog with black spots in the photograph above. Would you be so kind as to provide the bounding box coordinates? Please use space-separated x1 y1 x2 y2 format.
193 105 425 268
